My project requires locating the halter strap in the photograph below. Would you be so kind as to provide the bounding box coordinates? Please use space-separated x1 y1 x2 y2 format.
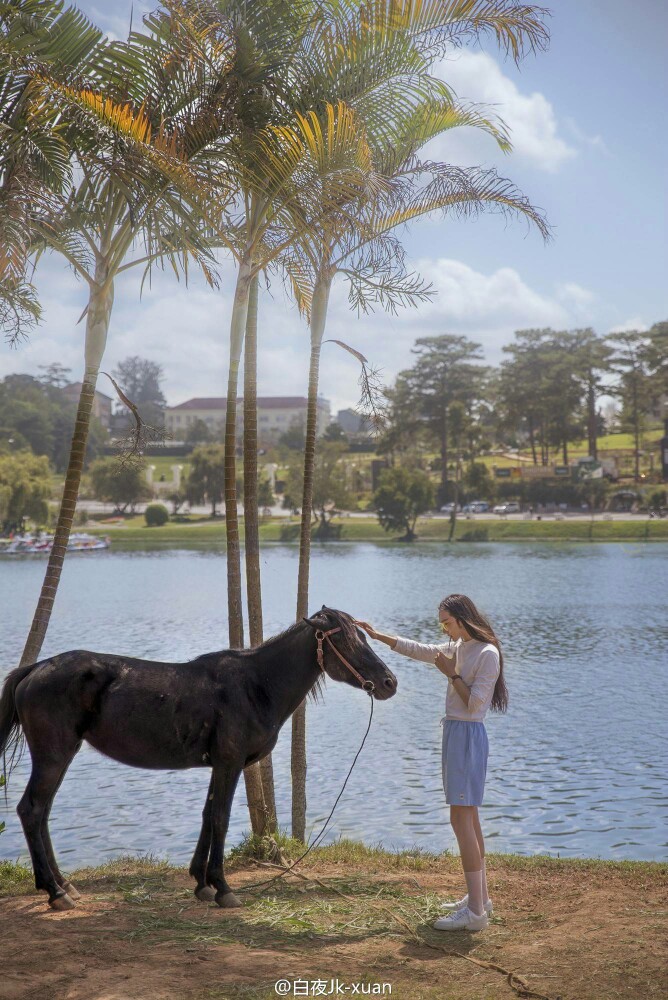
314 626 375 693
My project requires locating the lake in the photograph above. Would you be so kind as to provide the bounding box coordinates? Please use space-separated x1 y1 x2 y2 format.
1 542 666 866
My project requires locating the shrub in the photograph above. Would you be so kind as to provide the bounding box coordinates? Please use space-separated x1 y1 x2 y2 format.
458 528 489 542
144 503 169 527
647 487 667 509
90 457 150 513
373 466 434 541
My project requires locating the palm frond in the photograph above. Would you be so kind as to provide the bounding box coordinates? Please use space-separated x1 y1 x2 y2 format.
332 0 549 62
0 274 40 344
334 161 551 260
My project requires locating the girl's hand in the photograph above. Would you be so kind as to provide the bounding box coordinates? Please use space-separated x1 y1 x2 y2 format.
435 650 456 677
355 621 380 641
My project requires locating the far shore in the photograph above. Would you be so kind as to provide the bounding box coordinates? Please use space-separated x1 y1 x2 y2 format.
68 514 668 547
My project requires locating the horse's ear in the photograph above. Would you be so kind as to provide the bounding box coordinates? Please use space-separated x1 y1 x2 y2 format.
321 604 326 610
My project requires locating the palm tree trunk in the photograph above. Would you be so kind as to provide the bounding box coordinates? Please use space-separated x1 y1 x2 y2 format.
225 256 251 651
243 272 277 834
224 256 267 836
20 275 113 667
292 274 331 842
244 274 262 642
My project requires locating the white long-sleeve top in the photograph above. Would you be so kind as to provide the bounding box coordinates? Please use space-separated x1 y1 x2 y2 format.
393 635 500 722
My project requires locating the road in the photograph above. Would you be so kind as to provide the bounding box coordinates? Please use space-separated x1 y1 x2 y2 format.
74 500 658 522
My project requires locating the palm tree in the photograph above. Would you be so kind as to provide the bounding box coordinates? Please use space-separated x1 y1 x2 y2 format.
287 163 548 839
198 5 374 660
284 0 551 839
17 17 230 668
212 97 379 841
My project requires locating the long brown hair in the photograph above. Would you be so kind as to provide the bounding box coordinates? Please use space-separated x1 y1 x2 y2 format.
439 594 508 713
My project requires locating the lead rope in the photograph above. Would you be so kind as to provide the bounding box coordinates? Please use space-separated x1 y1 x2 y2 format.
237 692 374 894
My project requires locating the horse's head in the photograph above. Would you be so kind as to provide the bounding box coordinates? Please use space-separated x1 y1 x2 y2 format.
304 606 398 701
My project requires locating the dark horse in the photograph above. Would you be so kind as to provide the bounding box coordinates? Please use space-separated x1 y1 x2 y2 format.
0 608 397 911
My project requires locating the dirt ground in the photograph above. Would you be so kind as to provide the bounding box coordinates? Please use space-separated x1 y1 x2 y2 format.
1 854 666 1000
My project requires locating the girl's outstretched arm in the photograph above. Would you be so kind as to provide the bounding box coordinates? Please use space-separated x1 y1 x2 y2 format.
356 621 398 648
357 622 455 670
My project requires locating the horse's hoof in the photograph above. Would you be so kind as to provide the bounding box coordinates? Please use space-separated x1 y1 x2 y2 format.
195 885 217 902
49 892 76 911
62 881 81 900
215 890 242 908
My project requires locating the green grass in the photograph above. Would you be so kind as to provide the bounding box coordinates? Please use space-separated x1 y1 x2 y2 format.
83 514 668 547
227 832 450 872
145 455 191 480
571 428 663 452
2 840 664 898
0 858 33 894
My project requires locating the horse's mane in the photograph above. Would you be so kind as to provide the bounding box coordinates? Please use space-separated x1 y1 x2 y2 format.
250 607 362 704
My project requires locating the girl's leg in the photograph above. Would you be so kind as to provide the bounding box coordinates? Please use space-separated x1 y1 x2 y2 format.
472 807 490 903
450 805 484 915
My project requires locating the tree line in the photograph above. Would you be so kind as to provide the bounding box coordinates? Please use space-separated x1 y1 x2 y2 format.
1 0 553 842
376 325 667 496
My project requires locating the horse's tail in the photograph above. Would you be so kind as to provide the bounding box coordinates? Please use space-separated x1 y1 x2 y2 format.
0 663 36 787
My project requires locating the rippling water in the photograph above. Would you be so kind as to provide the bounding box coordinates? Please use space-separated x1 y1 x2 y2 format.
1 542 666 865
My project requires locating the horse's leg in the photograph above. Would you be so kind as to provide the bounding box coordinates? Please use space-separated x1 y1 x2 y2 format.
207 764 243 909
17 757 78 910
190 773 216 902
40 744 82 900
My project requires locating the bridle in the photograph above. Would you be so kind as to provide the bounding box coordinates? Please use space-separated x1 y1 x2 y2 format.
304 621 375 694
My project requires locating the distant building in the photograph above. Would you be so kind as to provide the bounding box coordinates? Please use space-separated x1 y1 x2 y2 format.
62 383 113 430
165 396 330 443
336 408 372 436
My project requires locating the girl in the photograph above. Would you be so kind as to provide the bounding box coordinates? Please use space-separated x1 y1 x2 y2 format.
357 594 507 932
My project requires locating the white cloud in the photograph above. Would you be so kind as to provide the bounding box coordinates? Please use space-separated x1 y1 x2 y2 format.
556 282 597 321
0 255 598 413
428 50 577 173
608 317 648 333
564 118 610 156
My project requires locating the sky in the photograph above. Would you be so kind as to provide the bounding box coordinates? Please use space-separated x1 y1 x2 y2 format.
2 0 666 413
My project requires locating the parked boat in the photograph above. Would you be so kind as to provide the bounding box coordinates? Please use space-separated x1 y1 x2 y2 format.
0 533 111 555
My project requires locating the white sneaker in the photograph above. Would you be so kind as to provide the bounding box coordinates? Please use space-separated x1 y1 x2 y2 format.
440 893 493 916
432 906 489 932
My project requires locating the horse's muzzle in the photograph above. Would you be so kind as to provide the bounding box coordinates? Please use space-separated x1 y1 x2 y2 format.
374 673 398 699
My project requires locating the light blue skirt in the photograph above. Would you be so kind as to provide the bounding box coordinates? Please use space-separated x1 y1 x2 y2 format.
440 718 489 806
